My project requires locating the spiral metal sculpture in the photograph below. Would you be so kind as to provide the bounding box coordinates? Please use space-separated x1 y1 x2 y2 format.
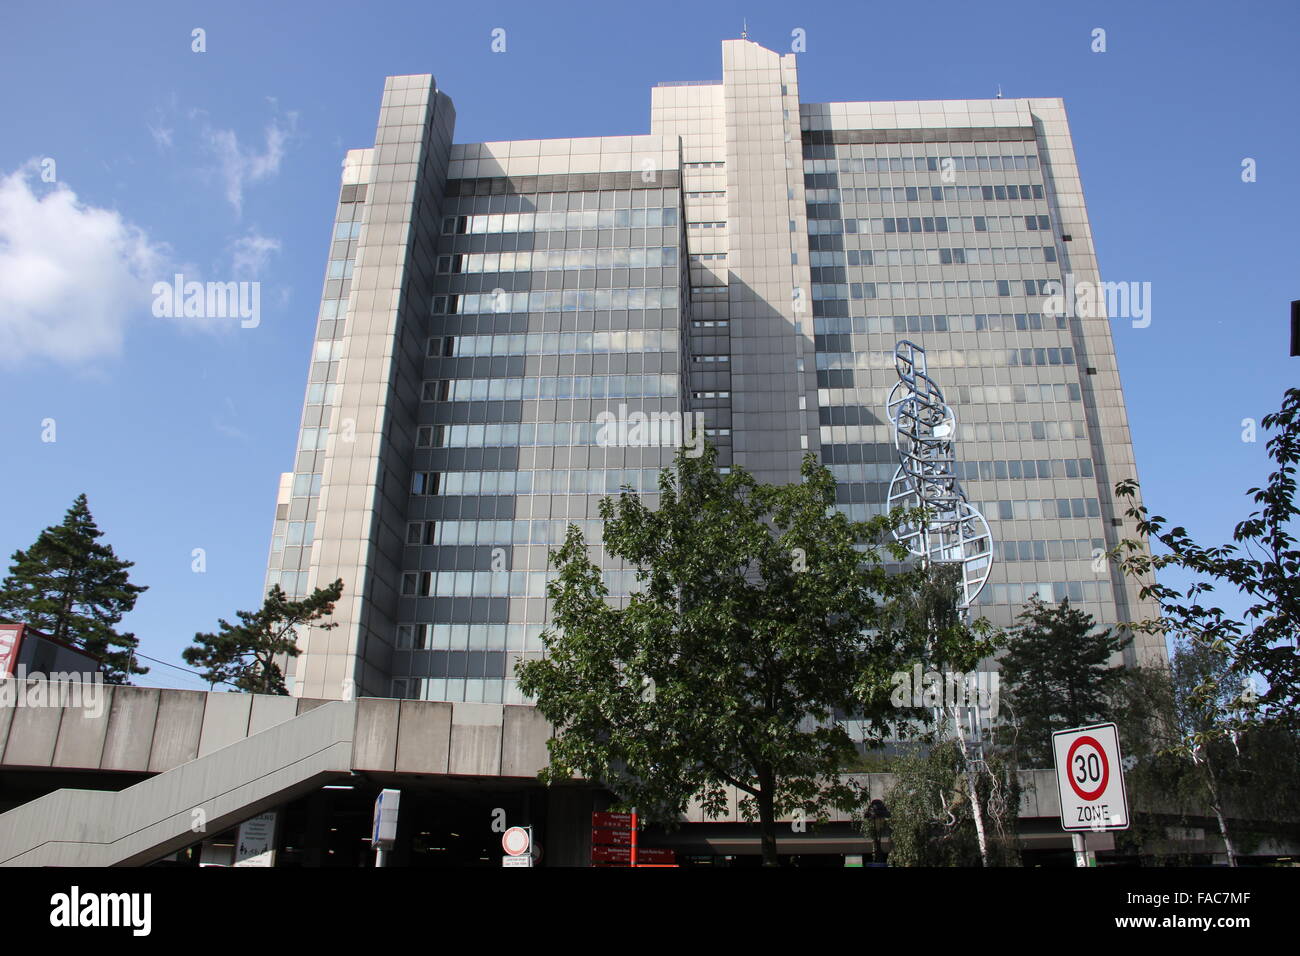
885 340 994 609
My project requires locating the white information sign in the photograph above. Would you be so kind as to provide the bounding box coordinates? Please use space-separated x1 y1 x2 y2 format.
1051 722 1130 832
233 811 278 867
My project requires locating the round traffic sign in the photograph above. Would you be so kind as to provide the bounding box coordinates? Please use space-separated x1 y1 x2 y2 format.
1066 735 1109 801
502 826 530 856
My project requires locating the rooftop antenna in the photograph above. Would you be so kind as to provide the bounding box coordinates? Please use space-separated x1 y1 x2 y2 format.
741 19 748 40
996 84 1003 99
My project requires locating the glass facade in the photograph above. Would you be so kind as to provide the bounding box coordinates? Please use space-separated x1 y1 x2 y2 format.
393 176 687 703
800 133 1127 634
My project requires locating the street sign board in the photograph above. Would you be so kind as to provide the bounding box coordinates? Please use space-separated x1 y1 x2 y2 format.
371 789 401 849
1052 722 1129 831
0 624 22 679
502 855 532 867
502 826 531 856
590 845 675 865
591 826 633 846
233 811 278 867
592 811 632 828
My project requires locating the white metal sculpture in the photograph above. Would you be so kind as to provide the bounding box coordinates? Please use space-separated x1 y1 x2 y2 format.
885 340 994 609
885 339 998 865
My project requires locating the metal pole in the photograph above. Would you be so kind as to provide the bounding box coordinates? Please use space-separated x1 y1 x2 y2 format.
375 846 387 868
630 808 638 868
1072 832 1088 868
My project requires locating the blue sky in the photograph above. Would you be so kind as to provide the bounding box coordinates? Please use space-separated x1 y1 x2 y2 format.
1 0 1296 690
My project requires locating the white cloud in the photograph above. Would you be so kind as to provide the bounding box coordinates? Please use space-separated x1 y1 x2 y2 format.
212 396 248 441
147 96 179 151
0 165 166 366
230 231 281 278
198 109 297 216
148 123 174 149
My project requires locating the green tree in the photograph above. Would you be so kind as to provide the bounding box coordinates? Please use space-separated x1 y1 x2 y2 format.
1109 655 1300 864
881 738 1021 867
997 597 1130 766
1113 386 1300 728
1105 662 1192 858
0 493 148 683
870 562 1006 865
1167 637 1251 865
517 444 909 867
184 579 344 694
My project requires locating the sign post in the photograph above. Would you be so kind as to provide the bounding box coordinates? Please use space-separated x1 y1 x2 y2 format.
502 825 533 867
590 810 675 866
1051 722 1129 868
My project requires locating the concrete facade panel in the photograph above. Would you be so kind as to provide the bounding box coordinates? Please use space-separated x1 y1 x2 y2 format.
197 693 254 757
100 687 161 772
500 705 551 778
51 686 113 769
0 692 62 767
394 700 451 773
147 690 206 772
448 703 503 776
352 697 399 770
249 695 299 736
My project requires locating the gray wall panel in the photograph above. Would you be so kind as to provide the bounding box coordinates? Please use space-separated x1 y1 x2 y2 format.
197 693 254 757
0 691 63 767
352 697 399 770
500 705 550 778
448 702 503 776
148 690 206 772
395 700 452 773
100 687 161 772
51 686 113 769
249 695 298 736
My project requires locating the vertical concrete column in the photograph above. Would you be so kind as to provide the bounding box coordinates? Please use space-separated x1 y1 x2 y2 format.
721 39 817 486
301 77 457 698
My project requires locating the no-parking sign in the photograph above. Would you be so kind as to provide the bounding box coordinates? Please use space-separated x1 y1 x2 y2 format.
1051 722 1129 831
502 826 531 857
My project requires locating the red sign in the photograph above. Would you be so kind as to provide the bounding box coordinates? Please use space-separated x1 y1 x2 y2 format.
591 827 633 846
0 625 22 678
592 811 632 828
590 845 675 865
502 826 530 856
1066 735 1110 802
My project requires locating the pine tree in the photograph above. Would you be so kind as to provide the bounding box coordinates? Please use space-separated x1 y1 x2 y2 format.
997 597 1129 766
0 494 148 683
184 579 344 694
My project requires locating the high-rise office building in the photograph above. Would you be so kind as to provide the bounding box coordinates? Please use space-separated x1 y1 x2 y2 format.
264 38 1162 703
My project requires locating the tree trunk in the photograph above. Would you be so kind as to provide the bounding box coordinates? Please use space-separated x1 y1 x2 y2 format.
1201 757 1238 867
57 577 75 645
949 703 990 867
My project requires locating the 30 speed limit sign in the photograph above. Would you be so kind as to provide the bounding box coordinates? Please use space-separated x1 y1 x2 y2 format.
1051 722 1129 831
